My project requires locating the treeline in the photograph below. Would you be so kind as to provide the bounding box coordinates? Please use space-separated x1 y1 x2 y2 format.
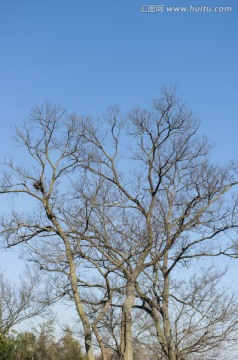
0 326 152 360
0 324 85 360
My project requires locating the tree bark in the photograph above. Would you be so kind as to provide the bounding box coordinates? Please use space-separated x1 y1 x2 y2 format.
120 281 135 360
162 273 176 360
93 327 108 360
65 245 95 360
44 202 96 360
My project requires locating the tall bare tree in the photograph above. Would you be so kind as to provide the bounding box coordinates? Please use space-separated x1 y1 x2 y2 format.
68 87 238 359
0 104 98 360
1 88 238 360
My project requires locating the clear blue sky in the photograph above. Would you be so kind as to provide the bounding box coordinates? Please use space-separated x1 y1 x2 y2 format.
0 0 237 276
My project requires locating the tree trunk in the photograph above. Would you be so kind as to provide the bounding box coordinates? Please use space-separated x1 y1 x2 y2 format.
45 207 96 360
120 281 135 360
151 305 169 358
93 326 108 360
162 275 176 360
67 254 95 360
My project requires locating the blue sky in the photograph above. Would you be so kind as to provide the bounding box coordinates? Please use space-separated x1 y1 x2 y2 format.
0 0 237 276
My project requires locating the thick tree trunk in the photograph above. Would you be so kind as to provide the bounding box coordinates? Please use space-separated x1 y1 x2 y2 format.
67 255 95 360
67 253 95 360
162 275 176 360
120 281 135 360
45 206 96 360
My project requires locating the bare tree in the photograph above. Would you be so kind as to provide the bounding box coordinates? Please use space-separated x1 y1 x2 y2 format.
1 88 238 360
0 103 111 360
1 103 116 360
67 87 238 360
0 266 49 338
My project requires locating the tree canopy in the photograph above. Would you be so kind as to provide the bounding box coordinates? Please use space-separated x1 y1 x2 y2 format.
1 87 238 360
